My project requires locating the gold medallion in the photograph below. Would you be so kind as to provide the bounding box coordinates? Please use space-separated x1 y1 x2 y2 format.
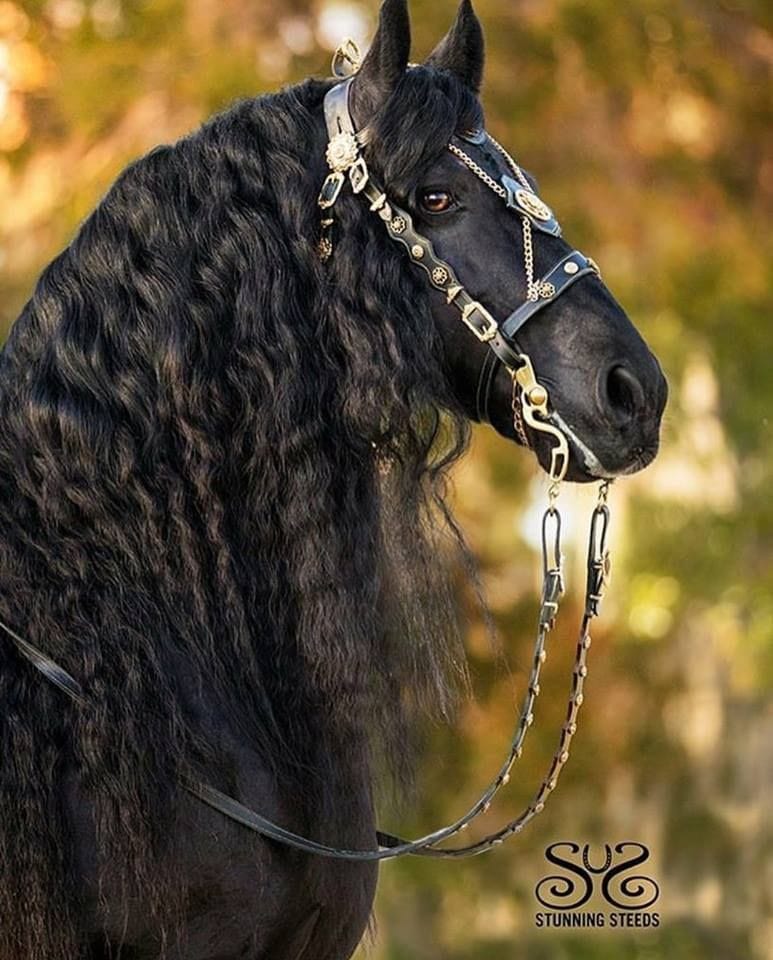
515 188 553 222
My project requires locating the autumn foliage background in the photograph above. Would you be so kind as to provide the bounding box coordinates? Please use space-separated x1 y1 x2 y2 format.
0 1 771 958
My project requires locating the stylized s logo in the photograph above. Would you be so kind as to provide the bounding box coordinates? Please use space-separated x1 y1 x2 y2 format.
602 842 660 910
535 841 593 910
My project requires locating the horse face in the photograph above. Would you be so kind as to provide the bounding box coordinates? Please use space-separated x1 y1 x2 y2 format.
350 0 667 481
412 146 668 481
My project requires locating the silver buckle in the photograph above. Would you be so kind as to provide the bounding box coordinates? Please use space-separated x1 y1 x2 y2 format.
348 157 369 194
318 172 345 210
462 301 498 342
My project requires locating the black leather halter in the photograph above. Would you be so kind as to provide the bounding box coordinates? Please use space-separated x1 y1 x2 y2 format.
319 78 599 429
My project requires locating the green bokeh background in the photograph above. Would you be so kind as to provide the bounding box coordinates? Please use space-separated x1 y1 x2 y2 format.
0 1 770 957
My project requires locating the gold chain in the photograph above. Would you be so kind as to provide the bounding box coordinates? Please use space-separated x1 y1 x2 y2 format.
510 377 530 447
521 216 539 301
447 142 508 199
486 133 532 190
448 140 540 301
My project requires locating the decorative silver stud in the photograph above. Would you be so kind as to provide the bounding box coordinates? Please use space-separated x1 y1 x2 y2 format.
391 216 407 234
325 131 359 172
411 244 424 259
432 266 449 285
564 261 579 275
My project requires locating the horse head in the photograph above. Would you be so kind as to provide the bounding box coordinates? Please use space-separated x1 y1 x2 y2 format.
323 0 667 482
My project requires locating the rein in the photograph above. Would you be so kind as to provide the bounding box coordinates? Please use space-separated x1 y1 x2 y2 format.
0 44 618 862
0 485 612 861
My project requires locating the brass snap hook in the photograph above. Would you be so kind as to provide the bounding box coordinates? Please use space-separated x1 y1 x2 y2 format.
513 356 570 484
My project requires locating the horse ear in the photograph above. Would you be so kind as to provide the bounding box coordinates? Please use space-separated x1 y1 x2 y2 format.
350 0 411 125
425 0 485 93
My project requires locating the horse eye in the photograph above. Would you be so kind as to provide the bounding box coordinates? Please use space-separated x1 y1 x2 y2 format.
420 190 454 214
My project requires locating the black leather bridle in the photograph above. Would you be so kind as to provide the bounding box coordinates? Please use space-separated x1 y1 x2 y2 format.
318 77 605 482
0 66 617 863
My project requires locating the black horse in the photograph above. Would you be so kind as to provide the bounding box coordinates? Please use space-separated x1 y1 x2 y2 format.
0 1 666 957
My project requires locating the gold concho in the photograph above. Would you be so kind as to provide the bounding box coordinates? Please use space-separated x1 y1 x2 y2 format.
391 216 407 234
326 132 359 173
515 188 553 222
432 266 449 285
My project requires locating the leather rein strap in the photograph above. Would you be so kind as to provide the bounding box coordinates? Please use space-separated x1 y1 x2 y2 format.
0 490 612 862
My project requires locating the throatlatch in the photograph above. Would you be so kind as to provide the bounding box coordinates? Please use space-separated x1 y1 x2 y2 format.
0 40 618 863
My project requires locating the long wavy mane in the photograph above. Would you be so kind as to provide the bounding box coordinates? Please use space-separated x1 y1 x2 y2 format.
0 67 482 957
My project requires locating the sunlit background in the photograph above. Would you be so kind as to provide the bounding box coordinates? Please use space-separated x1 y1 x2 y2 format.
1 1 771 957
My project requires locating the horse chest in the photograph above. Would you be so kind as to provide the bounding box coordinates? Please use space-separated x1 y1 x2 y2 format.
70 733 377 959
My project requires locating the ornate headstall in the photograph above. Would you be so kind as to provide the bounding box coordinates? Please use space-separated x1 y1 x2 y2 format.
316 48 605 491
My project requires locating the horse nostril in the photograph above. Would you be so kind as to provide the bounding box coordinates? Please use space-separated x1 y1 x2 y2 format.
602 363 646 424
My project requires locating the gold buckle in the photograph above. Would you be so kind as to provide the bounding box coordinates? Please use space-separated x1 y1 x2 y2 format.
461 301 498 342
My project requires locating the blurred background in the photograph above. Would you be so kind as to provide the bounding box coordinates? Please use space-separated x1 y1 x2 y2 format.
0 1 770 957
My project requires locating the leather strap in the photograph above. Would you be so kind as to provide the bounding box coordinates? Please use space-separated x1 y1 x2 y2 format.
475 349 500 423
0 613 515 861
502 251 597 341
0 478 613 863
0 618 85 705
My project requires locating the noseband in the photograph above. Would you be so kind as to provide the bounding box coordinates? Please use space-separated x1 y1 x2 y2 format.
0 46 619 863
